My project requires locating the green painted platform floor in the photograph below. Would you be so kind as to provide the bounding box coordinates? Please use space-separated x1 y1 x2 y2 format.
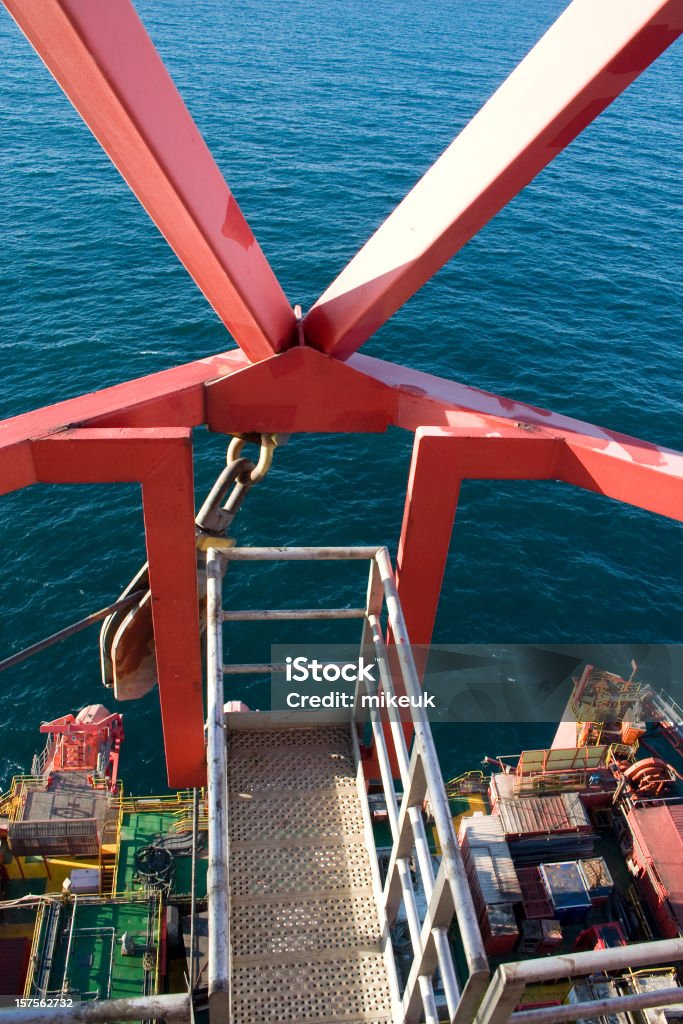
30 896 161 1005
116 810 207 898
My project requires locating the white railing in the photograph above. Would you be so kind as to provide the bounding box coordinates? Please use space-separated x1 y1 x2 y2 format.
473 938 683 1024
31 734 56 777
352 548 488 1024
204 543 488 1024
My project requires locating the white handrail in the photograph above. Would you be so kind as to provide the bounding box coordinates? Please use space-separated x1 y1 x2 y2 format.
205 547 230 1023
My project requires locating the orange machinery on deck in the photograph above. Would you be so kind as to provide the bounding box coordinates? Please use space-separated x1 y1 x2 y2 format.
626 804 683 939
38 704 124 792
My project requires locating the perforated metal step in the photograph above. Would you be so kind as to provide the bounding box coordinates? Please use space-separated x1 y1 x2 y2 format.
227 721 393 1024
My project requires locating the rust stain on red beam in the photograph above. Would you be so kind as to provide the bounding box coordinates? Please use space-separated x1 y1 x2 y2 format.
206 347 395 434
29 427 204 787
0 350 249 494
3 0 294 361
305 0 682 358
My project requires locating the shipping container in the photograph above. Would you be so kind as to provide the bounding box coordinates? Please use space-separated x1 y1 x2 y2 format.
578 857 614 904
516 866 553 919
465 846 523 910
539 861 592 924
495 793 592 840
480 902 519 956
626 804 683 938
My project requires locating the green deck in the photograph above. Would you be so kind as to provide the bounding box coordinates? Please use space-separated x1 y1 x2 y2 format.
29 896 160 1009
116 811 207 898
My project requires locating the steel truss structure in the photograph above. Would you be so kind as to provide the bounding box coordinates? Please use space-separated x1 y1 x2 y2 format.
0 0 681 790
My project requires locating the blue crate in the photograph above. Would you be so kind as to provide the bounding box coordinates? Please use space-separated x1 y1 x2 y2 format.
539 861 592 923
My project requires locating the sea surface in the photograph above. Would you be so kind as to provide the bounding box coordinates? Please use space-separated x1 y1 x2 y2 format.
0 1 681 792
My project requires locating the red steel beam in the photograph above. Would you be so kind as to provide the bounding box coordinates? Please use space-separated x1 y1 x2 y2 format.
141 446 205 787
205 347 394 435
3 0 295 362
353 354 683 522
32 428 204 787
305 0 682 358
395 430 558 649
4 348 683 518
396 425 683 654
4 352 683 785
0 348 249 495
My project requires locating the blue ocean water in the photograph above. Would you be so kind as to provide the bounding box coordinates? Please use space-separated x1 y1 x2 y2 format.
0 1 681 791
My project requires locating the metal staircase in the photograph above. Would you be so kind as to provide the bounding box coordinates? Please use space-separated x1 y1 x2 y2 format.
204 545 489 1024
227 719 393 1024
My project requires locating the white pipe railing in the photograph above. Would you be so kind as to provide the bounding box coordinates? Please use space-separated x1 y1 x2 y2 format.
385 545 488 1021
0 994 190 1024
205 547 230 1023
366 611 463 1021
352 548 489 1024
511 988 683 1024
219 545 380 560
473 938 683 1024
222 607 366 620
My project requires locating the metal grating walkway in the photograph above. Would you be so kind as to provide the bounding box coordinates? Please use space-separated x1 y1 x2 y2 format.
227 721 393 1024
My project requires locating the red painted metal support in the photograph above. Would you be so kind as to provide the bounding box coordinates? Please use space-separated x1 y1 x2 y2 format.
2 351 681 778
205 347 394 435
0 349 249 495
141 443 204 787
2 0 296 361
396 424 683 660
305 0 683 358
395 429 557 650
389 423 683 772
4 355 679 781
396 438 462 651
354 355 683 521
30 428 204 787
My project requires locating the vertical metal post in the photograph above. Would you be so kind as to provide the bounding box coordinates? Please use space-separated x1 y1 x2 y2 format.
189 787 199 992
395 431 462 650
60 896 78 996
206 548 230 1022
142 440 205 787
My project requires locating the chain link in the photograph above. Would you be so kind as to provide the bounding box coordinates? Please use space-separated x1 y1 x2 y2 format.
195 433 278 537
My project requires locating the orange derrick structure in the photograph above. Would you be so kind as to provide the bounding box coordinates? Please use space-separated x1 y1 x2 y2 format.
1 1 683 1022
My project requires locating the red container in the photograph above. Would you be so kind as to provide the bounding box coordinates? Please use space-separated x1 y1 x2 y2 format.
625 805 683 937
516 866 553 919
480 903 519 956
